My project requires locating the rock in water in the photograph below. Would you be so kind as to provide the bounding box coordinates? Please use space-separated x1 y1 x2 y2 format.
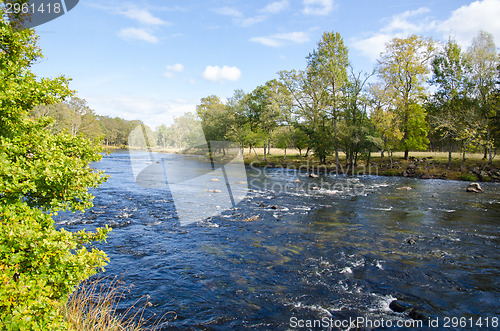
466 182 482 193
242 215 259 222
389 300 412 313
396 186 412 191
309 173 319 178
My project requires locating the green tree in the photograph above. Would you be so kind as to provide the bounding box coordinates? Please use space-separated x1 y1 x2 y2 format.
340 67 373 169
369 82 404 167
465 30 499 164
0 6 109 328
279 69 330 163
226 89 250 149
430 38 473 167
377 35 434 159
197 95 234 143
32 97 104 141
306 31 349 166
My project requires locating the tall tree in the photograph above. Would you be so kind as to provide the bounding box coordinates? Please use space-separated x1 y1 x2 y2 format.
377 35 435 159
465 30 499 164
369 82 404 167
430 38 473 167
307 31 349 166
341 67 373 169
196 95 234 143
279 69 330 163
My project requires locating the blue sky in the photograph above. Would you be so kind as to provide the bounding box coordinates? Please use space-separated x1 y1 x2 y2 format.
31 0 500 129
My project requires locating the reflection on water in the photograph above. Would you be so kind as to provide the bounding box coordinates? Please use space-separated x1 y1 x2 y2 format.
56 151 500 329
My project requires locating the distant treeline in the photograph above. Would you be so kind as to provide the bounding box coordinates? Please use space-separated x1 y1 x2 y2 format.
31 98 147 147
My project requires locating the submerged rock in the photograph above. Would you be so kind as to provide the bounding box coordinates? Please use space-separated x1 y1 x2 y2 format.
242 215 259 222
208 189 222 193
389 300 430 322
396 186 412 191
466 182 482 193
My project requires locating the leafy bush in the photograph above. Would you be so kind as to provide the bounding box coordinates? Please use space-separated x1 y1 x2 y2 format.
458 174 478 181
0 202 110 330
0 5 111 329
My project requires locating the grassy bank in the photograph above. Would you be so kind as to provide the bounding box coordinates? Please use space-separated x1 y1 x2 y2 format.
244 148 500 182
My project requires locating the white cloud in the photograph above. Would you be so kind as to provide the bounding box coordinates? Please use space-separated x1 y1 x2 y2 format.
250 31 310 47
87 95 196 128
352 1 500 63
238 15 267 27
303 0 334 16
351 7 435 62
259 0 289 14
213 7 243 17
437 0 500 47
202 65 242 83
164 63 184 78
212 5 267 27
118 28 159 43
119 7 167 26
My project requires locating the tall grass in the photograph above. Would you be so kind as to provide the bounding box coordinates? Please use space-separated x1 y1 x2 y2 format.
63 276 175 331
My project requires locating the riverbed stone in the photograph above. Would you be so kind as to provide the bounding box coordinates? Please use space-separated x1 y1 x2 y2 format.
421 173 432 179
309 173 319 178
466 182 482 193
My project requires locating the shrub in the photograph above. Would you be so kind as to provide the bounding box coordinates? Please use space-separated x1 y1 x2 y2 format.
0 202 110 330
458 174 478 181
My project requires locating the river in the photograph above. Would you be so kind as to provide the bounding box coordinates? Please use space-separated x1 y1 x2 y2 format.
56 151 500 330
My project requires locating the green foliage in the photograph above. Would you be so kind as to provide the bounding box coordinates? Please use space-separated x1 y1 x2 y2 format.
155 112 203 150
1 6 110 329
0 125 106 213
377 35 435 158
196 95 234 142
458 174 478 182
403 104 429 151
192 30 498 167
0 202 110 330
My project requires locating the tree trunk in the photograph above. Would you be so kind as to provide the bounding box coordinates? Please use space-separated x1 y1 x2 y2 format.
390 150 393 169
461 148 466 172
448 138 452 169
487 126 492 165
404 149 409 160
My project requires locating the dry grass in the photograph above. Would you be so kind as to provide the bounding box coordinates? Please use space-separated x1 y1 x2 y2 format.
63 277 175 331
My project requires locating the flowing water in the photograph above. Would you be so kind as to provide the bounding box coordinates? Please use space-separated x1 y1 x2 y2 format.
56 151 500 330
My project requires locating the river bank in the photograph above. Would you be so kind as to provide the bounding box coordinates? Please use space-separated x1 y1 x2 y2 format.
107 146 500 182
244 150 500 183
